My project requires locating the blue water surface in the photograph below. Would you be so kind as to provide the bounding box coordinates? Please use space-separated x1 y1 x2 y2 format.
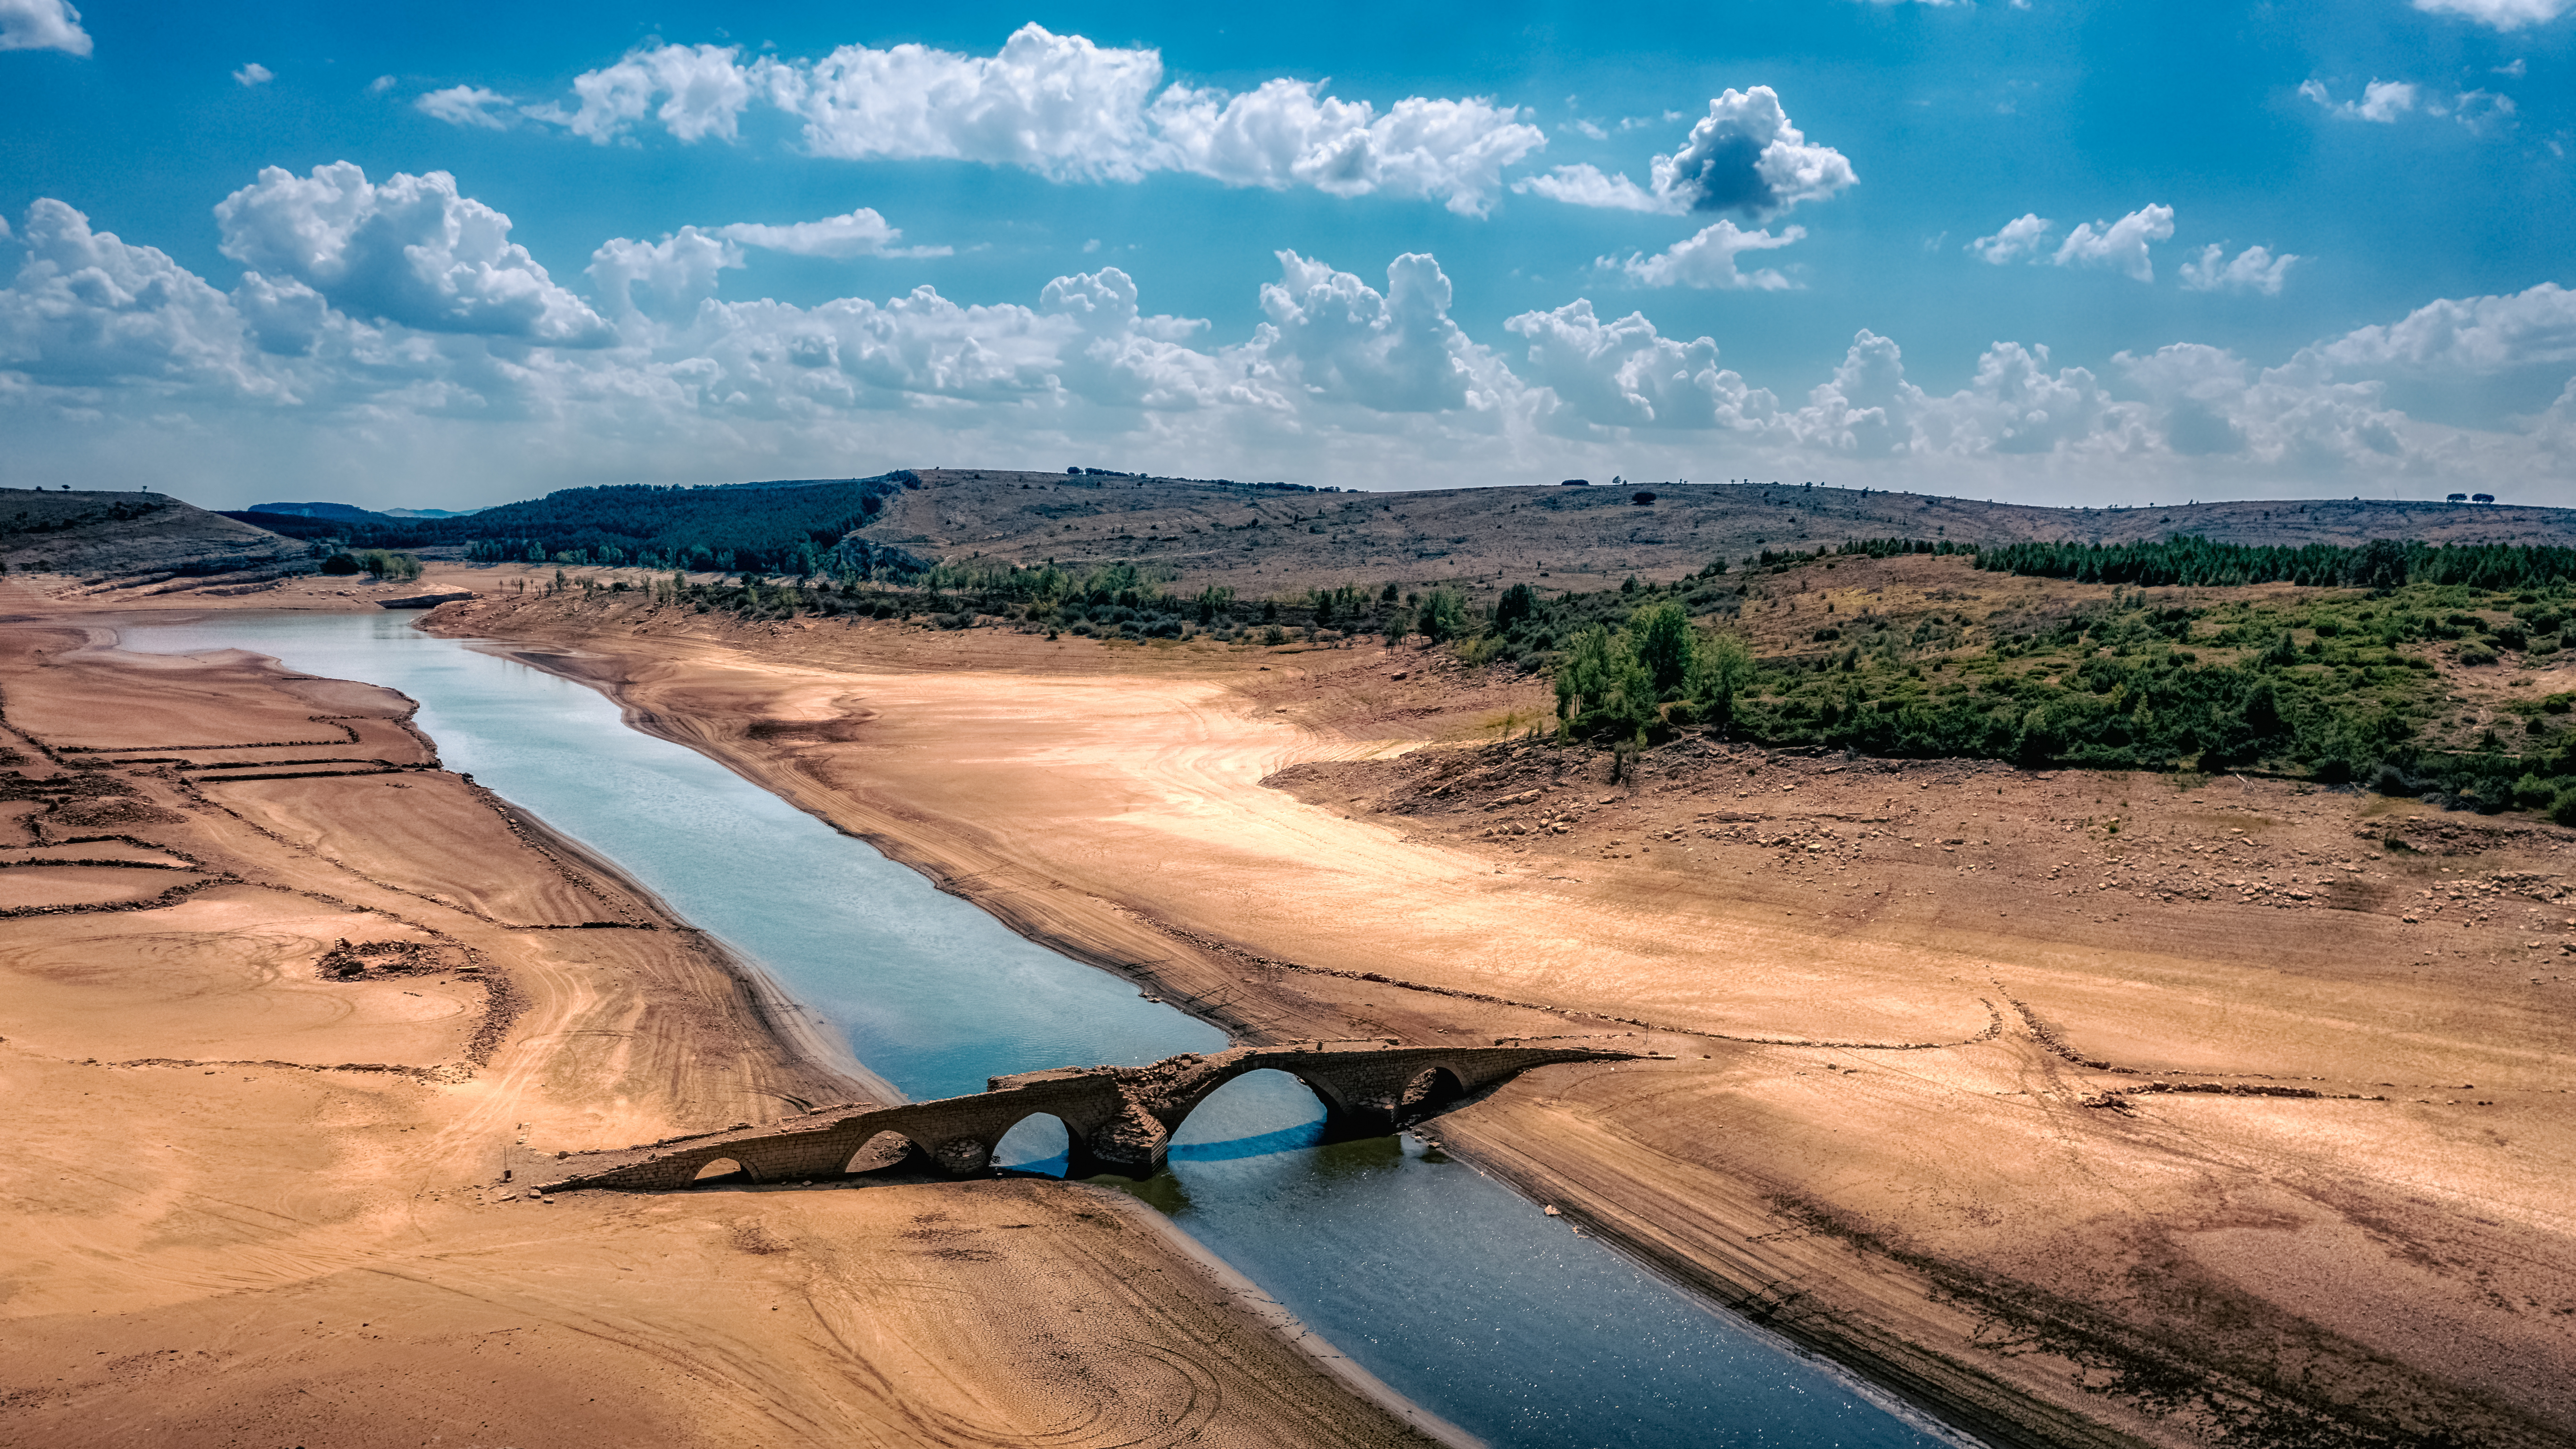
121 611 1955 1449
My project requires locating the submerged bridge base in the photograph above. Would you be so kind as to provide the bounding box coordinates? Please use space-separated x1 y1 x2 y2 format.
542 1039 1647 1191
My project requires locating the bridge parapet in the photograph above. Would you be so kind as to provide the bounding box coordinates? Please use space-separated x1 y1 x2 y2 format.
540 1038 1651 1192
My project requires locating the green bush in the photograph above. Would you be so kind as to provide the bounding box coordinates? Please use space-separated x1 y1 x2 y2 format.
2554 786 2576 828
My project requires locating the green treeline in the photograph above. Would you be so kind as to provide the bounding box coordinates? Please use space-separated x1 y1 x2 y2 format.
1517 557 2576 820
237 476 923 578
1976 535 2576 592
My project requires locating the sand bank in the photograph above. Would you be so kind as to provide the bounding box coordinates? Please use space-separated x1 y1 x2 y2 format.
0 603 1445 1449
410 576 2576 1449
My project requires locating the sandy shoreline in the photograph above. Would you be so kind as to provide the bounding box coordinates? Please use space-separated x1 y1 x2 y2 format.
375 568 2576 1449
0 593 1451 1449
11 558 2575 1447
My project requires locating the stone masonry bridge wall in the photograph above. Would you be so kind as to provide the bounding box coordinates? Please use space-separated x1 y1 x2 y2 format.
542 1041 1643 1191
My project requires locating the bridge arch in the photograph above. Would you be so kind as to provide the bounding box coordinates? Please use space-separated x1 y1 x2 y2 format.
691 1156 751 1185
537 1042 1641 1193
1400 1065 1466 1113
992 1112 1075 1177
843 1130 923 1176
1166 1068 1331 1165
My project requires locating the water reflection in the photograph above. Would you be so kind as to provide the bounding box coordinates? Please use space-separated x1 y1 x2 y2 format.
117 613 1227 1100
991 1112 1071 1175
119 613 1952 1449
1123 1073 1951 1449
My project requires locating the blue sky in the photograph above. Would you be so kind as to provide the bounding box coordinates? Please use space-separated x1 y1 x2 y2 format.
3 0 2571 509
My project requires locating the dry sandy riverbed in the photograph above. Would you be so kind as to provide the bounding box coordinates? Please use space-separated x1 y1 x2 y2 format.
373 566 2576 1449
0 582 1447 1449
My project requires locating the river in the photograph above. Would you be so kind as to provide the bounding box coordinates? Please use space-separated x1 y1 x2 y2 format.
121 611 1957 1449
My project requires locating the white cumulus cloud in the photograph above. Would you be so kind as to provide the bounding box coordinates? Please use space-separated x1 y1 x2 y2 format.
233 62 274 88
1148 83 1543 215
528 25 1543 216
2178 243 2300 295
1510 164 1662 212
709 208 936 259
4 170 2573 503
2051 204 2175 282
1603 221 1805 290
530 41 757 144
0 0 89 55
416 85 515 130
759 26 1162 177
2410 0 2575 29
2306 282 2576 375
0 199 260 391
2301 77 2520 132
1966 207 2174 281
585 229 742 324
2300 77 2419 122
1969 213 2053 265
213 162 613 346
1514 86 1855 220
1251 251 1505 411
1504 298 1780 435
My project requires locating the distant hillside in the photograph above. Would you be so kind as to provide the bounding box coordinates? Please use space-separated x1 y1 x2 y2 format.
39 466 2576 603
245 501 484 521
232 476 923 576
852 468 2576 604
1 488 307 582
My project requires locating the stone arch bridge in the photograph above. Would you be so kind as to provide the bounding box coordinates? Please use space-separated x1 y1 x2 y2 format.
541 1040 1644 1191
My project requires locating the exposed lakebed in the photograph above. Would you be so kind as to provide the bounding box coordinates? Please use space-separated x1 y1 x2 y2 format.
123 612 1950 1449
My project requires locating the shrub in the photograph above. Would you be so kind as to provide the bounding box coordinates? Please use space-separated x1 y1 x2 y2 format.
318 554 361 575
1630 601 1698 698
1554 624 1652 734
1418 587 1468 642
357 550 422 581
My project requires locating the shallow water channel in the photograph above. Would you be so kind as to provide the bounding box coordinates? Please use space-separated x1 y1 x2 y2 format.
123 612 1952 1449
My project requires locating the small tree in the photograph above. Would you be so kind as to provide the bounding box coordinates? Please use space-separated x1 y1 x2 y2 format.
1554 624 1650 734
1693 631 1756 726
1419 587 1468 642
1629 600 1699 699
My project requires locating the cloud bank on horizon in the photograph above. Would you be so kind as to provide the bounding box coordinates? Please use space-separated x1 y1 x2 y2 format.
1 2 2570 507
